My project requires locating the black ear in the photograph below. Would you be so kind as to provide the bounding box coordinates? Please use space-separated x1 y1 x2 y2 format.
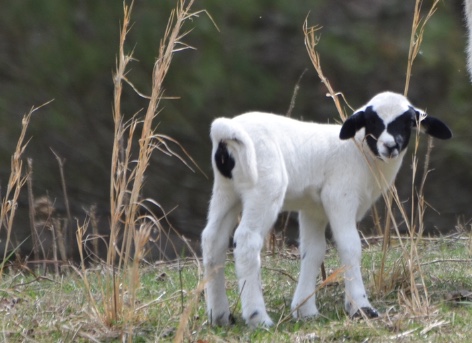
339 110 366 140
414 110 452 140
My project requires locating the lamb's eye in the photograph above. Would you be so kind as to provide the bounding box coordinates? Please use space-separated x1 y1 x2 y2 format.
368 117 381 129
368 118 377 126
408 117 417 127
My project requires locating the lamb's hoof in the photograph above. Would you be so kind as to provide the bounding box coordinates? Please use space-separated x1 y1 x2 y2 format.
291 300 319 320
292 308 320 320
212 312 235 326
351 307 379 319
228 313 236 325
246 310 274 328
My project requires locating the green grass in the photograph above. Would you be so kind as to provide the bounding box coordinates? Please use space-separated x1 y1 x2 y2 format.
1 233 472 342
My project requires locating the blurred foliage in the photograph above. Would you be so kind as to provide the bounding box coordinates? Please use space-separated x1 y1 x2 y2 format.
0 0 471 256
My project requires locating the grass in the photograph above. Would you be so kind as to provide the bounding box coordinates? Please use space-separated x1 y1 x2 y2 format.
1 234 472 342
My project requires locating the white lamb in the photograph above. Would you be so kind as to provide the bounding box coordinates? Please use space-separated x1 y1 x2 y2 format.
201 91 452 327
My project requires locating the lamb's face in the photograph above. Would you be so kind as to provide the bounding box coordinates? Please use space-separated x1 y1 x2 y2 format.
362 104 415 161
339 92 452 161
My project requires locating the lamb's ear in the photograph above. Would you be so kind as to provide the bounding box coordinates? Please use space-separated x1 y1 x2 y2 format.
339 109 366 140
414 109 452 140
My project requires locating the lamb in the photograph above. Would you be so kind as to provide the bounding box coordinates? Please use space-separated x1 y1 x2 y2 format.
201 91 452 327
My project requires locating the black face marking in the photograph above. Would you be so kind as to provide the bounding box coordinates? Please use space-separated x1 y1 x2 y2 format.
214 141 235 179
362 106 415 158
363 106 385 156
385 109 415 152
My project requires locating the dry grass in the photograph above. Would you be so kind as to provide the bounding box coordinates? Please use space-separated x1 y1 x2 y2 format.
0 101 53 278
107 0 204 267
1 235 472 342
73 0 206 337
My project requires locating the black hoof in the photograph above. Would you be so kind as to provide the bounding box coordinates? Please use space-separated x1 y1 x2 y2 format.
229 313 236 325
351 307 379 319
214 312 236 326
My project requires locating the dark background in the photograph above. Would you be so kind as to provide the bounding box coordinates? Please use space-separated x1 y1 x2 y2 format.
0 0 470 261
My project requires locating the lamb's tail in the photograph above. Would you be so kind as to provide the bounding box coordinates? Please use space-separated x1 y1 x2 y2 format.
210 118 258 185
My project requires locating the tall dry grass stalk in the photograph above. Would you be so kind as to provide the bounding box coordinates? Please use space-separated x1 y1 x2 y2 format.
0 102 51 278
303 22 351 122
76 0 205 333
108 0 135 268
303 0 440 317
109 0 201 269
404 0 440 96
389 0 439 316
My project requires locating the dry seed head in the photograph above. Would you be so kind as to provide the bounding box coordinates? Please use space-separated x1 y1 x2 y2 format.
34 196 55 220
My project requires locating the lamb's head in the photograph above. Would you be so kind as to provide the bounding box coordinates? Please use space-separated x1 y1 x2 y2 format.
339 92 452 161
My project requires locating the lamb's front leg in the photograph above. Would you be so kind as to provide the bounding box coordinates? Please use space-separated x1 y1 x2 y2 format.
329 215 379 318
323 196 379 319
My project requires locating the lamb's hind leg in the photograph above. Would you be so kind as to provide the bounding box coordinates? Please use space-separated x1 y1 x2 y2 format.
233 193 282 327
201 185 240 326
291 209 328 319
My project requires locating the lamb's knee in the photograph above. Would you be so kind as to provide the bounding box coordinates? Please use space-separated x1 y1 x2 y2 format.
332 229 362 261
202 229 229 271
233 228 262 246
201 226 217 252
233 229 264 271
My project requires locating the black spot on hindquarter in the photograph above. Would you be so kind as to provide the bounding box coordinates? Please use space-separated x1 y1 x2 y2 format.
214 141 235 179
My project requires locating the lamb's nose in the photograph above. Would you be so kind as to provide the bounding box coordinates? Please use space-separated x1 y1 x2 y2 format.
385 142 399 156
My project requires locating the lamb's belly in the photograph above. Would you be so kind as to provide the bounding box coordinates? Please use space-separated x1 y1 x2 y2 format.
282 191 322 212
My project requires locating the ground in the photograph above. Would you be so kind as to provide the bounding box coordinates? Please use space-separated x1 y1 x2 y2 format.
1 232 472 342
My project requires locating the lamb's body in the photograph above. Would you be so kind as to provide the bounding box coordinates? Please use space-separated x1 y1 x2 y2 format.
201 92 451 327
218 113 401 217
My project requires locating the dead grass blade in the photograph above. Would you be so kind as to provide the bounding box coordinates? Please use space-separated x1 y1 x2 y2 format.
404 0 440 96
173 278 206 343
303 21 352 122
0 101 52 278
